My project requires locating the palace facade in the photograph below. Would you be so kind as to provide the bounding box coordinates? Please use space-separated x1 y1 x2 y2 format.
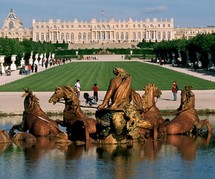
1 9 215 47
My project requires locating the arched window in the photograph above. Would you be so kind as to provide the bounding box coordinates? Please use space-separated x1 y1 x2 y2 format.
78 33 82 41
97 32 101 40
66 33 69 42
41 33 44 41
116 32 119 40
125 32 128 40
120 32 124 40
88 32 91 41
46 33 49 41
138 32 141 40
158 32 161 40
162 32 166 40
83 33 86 41
36 33 39 41
71 33 74 42
9 21 14 29
53 32 57 41
168 32 171 40
133 32 136 40
61 33 64 41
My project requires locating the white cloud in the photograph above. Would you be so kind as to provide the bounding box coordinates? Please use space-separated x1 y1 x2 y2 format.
143 5 168 13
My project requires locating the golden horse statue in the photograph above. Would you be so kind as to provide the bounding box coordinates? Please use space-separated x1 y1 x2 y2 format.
140 83 165 139
48 85 97 144
9 88 64 138
159 86 212 135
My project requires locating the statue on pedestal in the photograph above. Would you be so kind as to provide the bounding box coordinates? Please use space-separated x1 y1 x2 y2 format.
34 53 39 66
0 55 5 74
10 55 17 71
29 51 33 65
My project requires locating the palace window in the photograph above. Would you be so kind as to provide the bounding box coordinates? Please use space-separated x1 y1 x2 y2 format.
162 32 166 40
83 33 86 41
71 33 74 41
133 32 136 40
116 32 119 40
121 32 124 40
66 33 69 41
9 21 15 29
97 32 101 40
168 32 171 40
36 33 39 41
61 33 64 41
78 33 82 41
88 32 91 41
46 33 49 41
138 32 141 40
53 32 57 41
158 32 161 40
125 32 128 40
41 33 44 41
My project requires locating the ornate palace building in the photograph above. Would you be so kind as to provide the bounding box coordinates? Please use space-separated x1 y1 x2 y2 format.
1 9 215 48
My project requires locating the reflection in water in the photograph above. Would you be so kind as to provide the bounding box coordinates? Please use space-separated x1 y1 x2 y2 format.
162 134 211 160
0 115 215 178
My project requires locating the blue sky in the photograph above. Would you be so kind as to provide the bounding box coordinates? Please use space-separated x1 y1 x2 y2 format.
0 0 214 28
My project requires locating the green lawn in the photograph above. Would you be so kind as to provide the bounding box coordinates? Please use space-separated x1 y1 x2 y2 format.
0 61 214 92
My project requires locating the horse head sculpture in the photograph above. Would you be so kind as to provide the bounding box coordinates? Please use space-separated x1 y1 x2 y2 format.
177 85 195 112
22 88 40 111
142 83 162 110
49 85 79 105
159 85 212 135
140 83 164 139
9 88 63 138
49 85 97 143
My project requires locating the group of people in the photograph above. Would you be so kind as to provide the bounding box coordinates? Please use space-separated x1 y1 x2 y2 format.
74 75 179 106
19 64 38 75
74 79 99 103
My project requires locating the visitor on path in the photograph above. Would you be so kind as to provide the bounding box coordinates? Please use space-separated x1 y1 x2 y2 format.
92 83 99 102
74 79 81 98
35 64 38 73
172 81 179 101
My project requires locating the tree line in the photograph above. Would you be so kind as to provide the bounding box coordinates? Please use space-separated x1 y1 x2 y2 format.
151 33 215 69
1 33 215 70
0 38 55 66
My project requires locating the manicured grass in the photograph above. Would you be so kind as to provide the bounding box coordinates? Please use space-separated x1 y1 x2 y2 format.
0 61 215 92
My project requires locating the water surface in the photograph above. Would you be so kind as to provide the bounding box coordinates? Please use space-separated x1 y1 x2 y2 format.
0 115 215 179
